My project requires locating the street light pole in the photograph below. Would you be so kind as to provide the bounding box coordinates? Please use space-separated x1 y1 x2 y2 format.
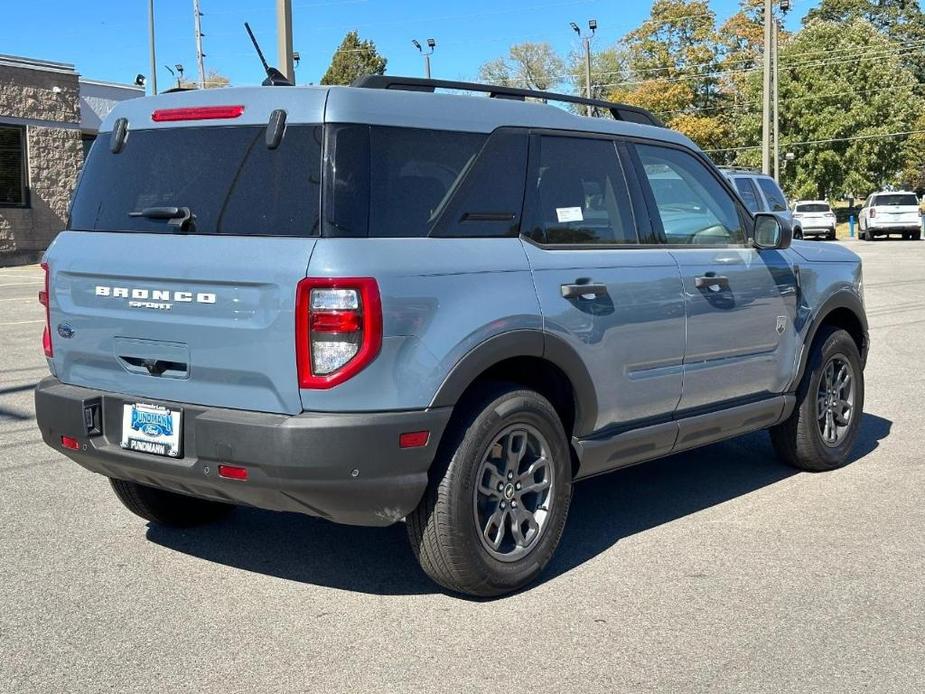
193 0 206 89
772 18 780 180
148 0 158 95
412 39 436 79
570 20 597 115
762 0 772 174
276 0 295 83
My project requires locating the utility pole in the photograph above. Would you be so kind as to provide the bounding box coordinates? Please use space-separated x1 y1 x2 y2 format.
148 0 158 95
276 0 295 83
412 39 436 79
772 18 780 181
761 0 772 174
570 19 597 115
193 0 206 89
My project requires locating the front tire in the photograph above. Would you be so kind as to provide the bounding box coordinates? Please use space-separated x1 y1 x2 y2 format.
110 478 235 527
771 327 864 472
407 385 573 597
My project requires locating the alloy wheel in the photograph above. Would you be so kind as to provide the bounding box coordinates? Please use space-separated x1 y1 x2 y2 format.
473 424 555 562
816 355 856 447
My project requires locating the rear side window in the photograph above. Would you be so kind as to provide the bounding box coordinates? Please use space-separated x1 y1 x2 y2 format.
872 193 919 207
755 177 788 211
795 203 831 213
526 135 637 245
637 144 745 246
732 177 762 213
70 125 322 236
324 126 486 237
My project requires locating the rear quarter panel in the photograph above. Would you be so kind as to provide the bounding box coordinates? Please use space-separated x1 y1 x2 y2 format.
300 238 541 412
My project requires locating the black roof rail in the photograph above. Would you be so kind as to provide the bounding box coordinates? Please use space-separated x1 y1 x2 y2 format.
350 75 664 128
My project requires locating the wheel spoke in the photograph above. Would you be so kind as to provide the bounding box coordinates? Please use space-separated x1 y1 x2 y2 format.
477 461 505 499
483 506 508 551
509 506 538 548
503 430 528 475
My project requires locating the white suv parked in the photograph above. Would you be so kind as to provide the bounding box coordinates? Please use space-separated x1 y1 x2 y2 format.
858 191 921 241
792 200 837 240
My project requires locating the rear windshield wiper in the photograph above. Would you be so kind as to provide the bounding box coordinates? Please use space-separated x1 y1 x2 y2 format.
129 206 196 232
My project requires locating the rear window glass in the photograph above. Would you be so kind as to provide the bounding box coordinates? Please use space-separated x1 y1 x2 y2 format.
732 177 761 213
324 125 486 238
70 125 321 236
795 203 831 213
755 177 788 211
872 194 919 207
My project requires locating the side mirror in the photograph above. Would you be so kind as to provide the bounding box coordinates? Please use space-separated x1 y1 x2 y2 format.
753 212 792 250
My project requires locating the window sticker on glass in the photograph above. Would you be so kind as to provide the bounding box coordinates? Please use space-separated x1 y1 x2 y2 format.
556 206 584 223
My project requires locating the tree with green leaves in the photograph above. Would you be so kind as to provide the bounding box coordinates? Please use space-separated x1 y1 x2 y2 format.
603 0 732 152
478 42 565 91
805 0 925 82
321 31 387 86
733 18 923 199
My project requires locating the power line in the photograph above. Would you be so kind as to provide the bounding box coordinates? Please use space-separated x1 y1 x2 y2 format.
703 128 925 153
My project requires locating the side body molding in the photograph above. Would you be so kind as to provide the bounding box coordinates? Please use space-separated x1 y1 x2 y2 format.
429 330 599 437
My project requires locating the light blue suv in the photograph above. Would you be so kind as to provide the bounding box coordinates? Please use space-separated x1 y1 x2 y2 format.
35 76 868 596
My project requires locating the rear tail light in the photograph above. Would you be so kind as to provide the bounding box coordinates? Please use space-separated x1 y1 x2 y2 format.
869 208 876 218
61 436 79 450
296 278 382 389
39 262 52 358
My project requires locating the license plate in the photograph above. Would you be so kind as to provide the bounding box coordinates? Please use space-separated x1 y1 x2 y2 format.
120 402 182 458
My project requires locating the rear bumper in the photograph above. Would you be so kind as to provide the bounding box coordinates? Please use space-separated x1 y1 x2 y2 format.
801 226 835 235
868 222 920 231
34 377 451 527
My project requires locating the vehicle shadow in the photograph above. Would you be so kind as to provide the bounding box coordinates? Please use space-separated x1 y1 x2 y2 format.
145 413 892 598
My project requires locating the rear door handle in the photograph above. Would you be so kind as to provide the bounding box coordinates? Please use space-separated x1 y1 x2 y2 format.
561 282 609 299
695 275 730 291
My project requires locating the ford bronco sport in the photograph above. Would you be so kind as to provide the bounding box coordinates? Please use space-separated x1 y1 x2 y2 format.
35 76 868 597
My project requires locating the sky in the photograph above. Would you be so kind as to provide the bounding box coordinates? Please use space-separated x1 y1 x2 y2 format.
3 0 816 90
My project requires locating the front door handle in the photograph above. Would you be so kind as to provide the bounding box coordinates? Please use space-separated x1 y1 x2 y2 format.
695 275 730 292
561 282 609 299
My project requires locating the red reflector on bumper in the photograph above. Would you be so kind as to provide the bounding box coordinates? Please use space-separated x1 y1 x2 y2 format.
218 464 248 480
151 105 245 122
61 436 80 450
399 431 430 448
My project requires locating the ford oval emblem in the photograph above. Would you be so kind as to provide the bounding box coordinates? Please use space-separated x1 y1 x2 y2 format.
57 323 75 339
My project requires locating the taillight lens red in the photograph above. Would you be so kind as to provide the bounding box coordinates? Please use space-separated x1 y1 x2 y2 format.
296 278 382 389
151 105 244 122
39 261 52 358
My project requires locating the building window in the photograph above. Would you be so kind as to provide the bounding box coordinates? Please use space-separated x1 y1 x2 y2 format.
0 125 28 207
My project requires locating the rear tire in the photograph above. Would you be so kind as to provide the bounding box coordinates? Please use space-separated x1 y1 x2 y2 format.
407 385 572 597
771 327 864 472
110 478 235 527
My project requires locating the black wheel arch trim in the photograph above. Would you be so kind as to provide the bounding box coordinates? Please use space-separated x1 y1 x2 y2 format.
430 330 598 437
791 290 868 389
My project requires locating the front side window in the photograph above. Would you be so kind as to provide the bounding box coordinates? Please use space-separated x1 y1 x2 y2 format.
0 125 27 207
637 144 745 246
733 177 762 214
526 136 637 245
756 177 788 211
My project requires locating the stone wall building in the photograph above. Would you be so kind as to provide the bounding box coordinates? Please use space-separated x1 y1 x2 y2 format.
0 55 142 266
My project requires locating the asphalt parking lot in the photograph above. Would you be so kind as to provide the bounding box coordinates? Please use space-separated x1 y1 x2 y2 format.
1 240 923 693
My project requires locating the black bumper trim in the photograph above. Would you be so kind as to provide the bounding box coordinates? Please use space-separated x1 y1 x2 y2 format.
34 377 452 527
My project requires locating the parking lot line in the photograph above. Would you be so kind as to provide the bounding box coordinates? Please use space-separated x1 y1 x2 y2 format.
0 319 44 326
